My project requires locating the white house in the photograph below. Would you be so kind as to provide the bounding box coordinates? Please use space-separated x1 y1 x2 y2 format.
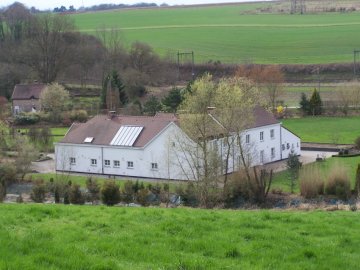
55 108 300 181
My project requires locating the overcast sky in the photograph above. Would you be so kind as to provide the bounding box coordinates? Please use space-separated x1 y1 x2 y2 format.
1 0 267 10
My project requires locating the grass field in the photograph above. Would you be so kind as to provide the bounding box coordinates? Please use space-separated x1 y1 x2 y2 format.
272 156 360 192
282 116 360 143
71 3 360 64
1 204 360 269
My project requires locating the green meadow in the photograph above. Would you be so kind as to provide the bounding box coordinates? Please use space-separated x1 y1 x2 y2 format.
71 4 360 64
1 204 360 269
282 116 360 144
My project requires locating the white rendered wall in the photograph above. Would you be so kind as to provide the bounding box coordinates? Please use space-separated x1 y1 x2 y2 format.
280 126 301 158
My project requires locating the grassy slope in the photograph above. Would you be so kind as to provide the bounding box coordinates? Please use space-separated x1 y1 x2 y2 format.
1 204 360 269
72 4 360 64
282 116 360 143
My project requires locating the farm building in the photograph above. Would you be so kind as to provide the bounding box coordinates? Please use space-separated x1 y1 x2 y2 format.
11 83 47 115
55 108 300 181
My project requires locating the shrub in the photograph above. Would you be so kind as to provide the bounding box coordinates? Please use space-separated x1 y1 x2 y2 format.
299 167 324 199
137 189 150 206
30 180 46 203
0 183 5 202
355 136 360 150
325 164 351 200
355 164 360 197
122 180 135 203
69 184 85 204
14 113 40 125
69 110 88 122
101 180 120 206
86 177 100 203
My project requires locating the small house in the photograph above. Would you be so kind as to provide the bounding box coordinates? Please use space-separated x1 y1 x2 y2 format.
11 83 47 115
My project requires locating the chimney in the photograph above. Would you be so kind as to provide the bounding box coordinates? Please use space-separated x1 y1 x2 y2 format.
108 110 116 119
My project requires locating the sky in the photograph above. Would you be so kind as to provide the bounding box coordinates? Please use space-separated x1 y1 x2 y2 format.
0 0 268 11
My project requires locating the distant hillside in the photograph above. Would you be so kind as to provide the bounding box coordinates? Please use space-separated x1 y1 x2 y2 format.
71 2 360 65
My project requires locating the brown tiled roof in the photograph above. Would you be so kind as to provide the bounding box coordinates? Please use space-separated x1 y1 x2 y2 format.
11 83 47 100
251 106 279 128
60 113 178 147
60 107 277 147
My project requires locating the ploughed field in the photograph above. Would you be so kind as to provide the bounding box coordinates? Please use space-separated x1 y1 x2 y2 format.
72 3 360 64
1 204 360 269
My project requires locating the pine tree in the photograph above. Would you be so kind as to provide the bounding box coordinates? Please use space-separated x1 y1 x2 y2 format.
299 92 310 115
309 88 322 116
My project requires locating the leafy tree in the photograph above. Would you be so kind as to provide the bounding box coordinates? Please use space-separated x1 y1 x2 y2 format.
143 95 162 116
40 83 70 123
309 88 322 116
14 136 38 180
101 180 120 206
299 92 310 115
286 149 302 193
162 87 183 112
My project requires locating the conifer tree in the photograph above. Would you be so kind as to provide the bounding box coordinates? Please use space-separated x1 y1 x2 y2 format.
309 88 322 116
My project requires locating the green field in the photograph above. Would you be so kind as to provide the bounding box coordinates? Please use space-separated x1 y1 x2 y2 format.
1 204 360 269
71 3 360 64
272 156 360 192
282 116 360 143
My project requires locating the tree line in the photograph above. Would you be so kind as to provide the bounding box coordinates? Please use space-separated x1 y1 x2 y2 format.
0 2 176 101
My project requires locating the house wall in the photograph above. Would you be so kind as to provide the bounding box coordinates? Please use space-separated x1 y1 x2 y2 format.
12 99 40 114
55 123 193 181
55 122 301 181
281 126 301 158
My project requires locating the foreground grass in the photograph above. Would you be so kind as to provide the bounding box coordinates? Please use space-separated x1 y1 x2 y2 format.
272 156 360 193
0 204 359 269
72 3 360 64
282 116 360 144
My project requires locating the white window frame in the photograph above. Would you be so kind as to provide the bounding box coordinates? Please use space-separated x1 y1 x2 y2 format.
270 129 275 139
260 131 264 142
151 162 158 170
127 161 134 169
91 159 97 166
70 157 76 165
104 160 110 167
113 160 120 168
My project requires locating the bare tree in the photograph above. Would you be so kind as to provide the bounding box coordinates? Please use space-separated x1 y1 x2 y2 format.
23 13 75 83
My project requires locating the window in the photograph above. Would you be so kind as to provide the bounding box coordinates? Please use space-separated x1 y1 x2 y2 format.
260 131 264 141
287 143 290 150
114 160 120 167
260 150 264 164
151 163 158 170
282 144 285 151
104 160 110 166
297 142 299 148
91 159 97 166
172 142 176 147
245 134 250 144
127 161 134 168
271 147 275 158
70 157 76 165
270 129 275 139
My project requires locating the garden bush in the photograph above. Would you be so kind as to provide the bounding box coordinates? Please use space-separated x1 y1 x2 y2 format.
299 167 324 199
101 180 120 206
69 110 88 122
86 177 100 203
355 136 360 150
14 113 40 125
69 184 85 204
325 164 351 200
30 180 46 203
